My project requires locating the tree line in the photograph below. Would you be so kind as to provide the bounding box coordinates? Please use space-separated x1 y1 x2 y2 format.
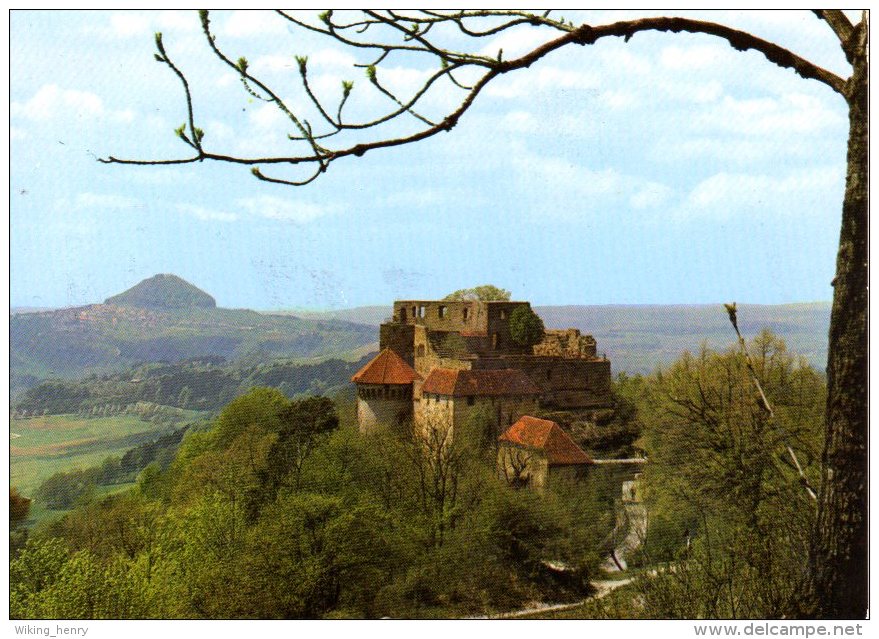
13 354 375 416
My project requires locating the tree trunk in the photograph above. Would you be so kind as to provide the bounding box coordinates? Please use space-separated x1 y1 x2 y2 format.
810 24 868 619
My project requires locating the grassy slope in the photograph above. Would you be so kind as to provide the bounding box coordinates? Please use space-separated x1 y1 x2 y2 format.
10 412 201 497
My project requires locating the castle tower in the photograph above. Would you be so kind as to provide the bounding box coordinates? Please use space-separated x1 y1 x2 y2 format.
351 348 422 433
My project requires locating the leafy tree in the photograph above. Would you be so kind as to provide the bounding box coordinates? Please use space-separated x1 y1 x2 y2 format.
105 10 867 616
442 285 511 302
10 487 31 525
636 334 825 617
508 306 545 347
35 469 98 510
10 487 32 555
245 395 339 519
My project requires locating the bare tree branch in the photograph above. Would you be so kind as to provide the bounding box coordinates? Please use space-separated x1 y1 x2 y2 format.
102 10 849 185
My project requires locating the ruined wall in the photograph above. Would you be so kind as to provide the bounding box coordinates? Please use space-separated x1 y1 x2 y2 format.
534 328 598 358
390 300 533 356
414 393 455 436
485 302 533 355
451 395 540 439
392 300 487 332
412 325 474 386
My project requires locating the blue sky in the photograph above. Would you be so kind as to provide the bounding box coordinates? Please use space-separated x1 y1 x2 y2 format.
9 10 853 310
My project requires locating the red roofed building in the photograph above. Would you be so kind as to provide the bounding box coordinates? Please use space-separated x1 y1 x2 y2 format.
498 416 594 490
417 368 541 439
351 348 422 433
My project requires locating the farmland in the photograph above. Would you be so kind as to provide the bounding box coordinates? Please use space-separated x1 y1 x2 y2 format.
10 412 202 497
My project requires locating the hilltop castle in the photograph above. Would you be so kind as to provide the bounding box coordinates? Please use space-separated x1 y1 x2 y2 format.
352 298 612 439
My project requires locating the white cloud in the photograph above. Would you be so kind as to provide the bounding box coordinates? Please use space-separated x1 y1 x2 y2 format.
249 103 290 130
10 127 27 140
235 195 331 223
156 10 200 32
657 78 723 104
53 193 141 212
84 11 198 39
108 13 150 38
660 44 725 71
177 203 238 222
375 189 447 209
12 84 104 121
220 11 287 38
599 90 636 110
78 193 140 209
694 93 845 137
683 167 843 217
631 182 674 209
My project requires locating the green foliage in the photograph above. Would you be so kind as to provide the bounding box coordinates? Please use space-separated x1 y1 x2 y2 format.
508 306 545 347
11 487 32 525
35 470 97 511
12 387 615 619
443 284 511 301
212 386 289 447
634 331 825 617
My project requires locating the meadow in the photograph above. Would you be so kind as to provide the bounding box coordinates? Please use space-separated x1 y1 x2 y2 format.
10 413 198 497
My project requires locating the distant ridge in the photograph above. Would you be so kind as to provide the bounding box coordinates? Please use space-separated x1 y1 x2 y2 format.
105 274 216 310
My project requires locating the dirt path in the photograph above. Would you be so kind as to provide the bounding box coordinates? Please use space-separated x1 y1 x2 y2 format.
476 577 634 619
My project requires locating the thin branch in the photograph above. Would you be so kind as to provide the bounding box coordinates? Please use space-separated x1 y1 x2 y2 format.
724 303 818 502
154 33 202 155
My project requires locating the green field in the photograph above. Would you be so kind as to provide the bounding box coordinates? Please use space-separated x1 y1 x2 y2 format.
10 412 198 497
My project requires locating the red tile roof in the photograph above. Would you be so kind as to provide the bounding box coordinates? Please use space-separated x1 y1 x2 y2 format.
499 416 594 466
421 368 541 397
351 349 422 385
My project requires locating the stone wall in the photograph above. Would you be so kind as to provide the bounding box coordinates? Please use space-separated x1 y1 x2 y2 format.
475 355 612 409
379 323 415 366
357 395 413 434
534 328 598 358
415 393 539 441
392 300 488 332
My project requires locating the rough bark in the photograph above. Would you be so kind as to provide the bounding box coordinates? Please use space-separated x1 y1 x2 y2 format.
810 19 868 619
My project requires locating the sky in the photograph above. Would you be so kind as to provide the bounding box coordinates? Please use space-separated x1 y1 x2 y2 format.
9 9 855 310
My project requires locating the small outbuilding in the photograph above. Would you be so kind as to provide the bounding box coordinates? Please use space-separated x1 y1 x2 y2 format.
498 415 593 490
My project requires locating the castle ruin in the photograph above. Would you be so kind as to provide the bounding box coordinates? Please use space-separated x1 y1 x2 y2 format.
352 298 612 437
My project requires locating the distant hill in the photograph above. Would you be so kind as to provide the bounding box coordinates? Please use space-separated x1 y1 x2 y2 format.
296 302 831 375
535 303 831 375
11 276 376 395
289 305 392 326
105 274 216 310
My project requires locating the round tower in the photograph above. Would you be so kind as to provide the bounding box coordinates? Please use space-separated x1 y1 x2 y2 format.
351 348 422 433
